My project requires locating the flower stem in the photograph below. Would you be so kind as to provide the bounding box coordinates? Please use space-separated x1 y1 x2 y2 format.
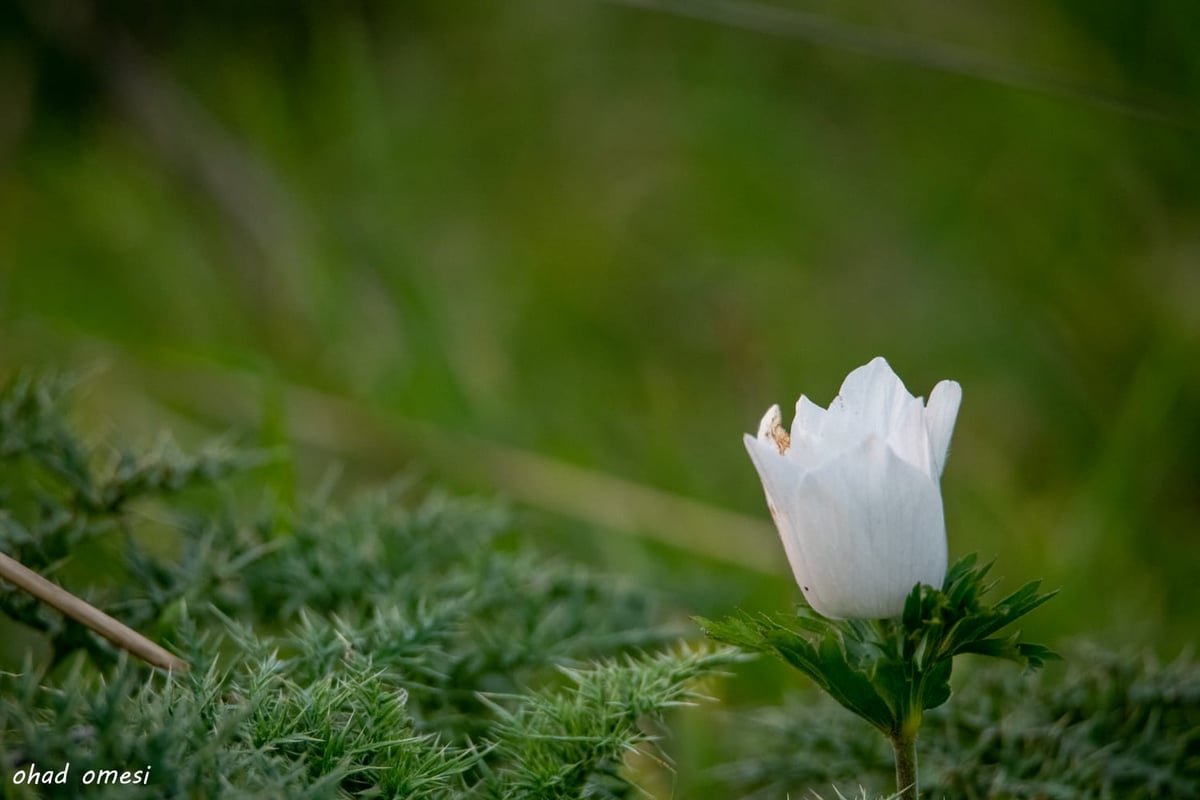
890 731 919 800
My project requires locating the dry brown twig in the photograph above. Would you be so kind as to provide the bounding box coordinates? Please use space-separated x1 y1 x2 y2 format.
0 552 187 673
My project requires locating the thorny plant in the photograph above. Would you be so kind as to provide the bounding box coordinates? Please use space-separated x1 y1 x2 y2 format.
0 373 735 798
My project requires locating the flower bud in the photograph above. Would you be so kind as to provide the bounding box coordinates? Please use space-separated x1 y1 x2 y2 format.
744 357 961 619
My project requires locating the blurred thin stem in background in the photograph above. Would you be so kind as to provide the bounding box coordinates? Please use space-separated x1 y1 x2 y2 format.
609 0 1200 132
111 357 783 574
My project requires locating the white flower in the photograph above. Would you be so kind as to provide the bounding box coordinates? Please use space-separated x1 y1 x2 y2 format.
744 357 962 619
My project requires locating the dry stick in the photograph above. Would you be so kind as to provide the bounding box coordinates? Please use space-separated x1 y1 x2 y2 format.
0 552 187 673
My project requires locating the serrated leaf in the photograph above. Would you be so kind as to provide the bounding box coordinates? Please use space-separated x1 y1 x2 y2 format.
920 658 953 711
902 583 923 631
694 613 770 654
766 628 831 692
814 636 896 733
872 658 910 720
1016 642 1061 670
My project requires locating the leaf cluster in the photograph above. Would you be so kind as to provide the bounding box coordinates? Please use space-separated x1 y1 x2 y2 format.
697 555 1058 738
0 373 735 798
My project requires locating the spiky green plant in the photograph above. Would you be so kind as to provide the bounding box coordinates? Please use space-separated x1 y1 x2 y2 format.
0 373 734 798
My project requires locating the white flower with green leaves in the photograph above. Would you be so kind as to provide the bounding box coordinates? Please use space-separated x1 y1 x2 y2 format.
710 357 1055 800
744 356 962 619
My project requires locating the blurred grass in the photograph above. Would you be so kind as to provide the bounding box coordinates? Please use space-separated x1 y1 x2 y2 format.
2 0 1199 691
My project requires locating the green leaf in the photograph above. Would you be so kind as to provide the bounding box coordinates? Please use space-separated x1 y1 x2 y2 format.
920 657 953 711
871 658 911 720
1016 641 1062 670
766 627 833 692
813 635 896 733
902 583 923 631
694 614 771 654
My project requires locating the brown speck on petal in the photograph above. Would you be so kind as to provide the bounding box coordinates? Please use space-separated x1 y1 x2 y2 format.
770 419 790 455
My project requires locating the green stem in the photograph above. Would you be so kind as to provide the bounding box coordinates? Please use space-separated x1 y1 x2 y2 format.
890 731 919 800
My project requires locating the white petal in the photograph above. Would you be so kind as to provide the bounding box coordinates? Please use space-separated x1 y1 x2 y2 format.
743 434 818 598
785 437 947 619
782 396 829 469
924 379 962 479
885 395 932 476
822 357 916 446
791 395 826 438
756 404 782 441
783 431 826 470
754 404 793 456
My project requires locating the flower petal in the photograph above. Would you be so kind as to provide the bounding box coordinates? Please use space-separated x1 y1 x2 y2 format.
784 437 947 619
885 395 933 476
755 404 792 455
743 434 818 599
756 404 782 441
781 396 828 469
821 357 916 448
924 379 962 479
791 395 826 438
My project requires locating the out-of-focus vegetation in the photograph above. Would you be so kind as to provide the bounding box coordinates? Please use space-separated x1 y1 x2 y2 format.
2 0 1199 795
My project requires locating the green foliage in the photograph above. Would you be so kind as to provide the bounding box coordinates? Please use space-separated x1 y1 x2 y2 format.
915 555 1059 671
0 371 253 666
698 555 1057 738
0 374 734 797
713 645 1200 799
1 654 336 800
485 648 731 799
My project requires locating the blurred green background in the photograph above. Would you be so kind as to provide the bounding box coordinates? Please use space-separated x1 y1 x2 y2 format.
2 0 1199 726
